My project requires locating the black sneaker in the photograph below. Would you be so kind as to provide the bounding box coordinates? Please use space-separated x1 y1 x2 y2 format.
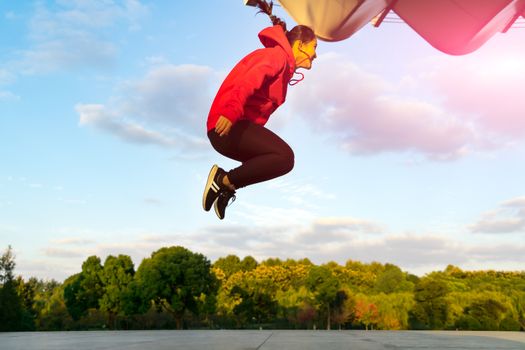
202 164 227 211
214 189 236 220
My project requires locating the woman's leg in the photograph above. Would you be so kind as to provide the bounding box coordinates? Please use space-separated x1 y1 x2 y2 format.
208 120 294 189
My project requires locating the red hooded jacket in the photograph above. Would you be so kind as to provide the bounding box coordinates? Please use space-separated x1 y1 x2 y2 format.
207 25 296 131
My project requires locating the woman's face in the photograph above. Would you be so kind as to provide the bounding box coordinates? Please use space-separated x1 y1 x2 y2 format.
293 38 317 70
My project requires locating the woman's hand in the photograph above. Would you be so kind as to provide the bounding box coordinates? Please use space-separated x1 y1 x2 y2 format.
215 115 233 137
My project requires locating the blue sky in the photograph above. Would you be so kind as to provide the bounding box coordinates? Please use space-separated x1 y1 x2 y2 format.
1 1 524 281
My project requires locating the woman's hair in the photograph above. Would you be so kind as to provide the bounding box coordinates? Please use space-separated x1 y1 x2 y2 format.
253 0 316 44
286 25 316 45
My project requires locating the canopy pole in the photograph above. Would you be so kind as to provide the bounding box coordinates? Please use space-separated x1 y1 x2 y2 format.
502 2 525 33
372 0 398 28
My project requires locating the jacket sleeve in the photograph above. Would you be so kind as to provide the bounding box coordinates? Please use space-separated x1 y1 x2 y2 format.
219 48 287 124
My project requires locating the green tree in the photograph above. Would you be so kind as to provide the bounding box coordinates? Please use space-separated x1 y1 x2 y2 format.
375 264 413 294
276 285 316 328
120 278 148 317
456 314 482 330
463 298 507 330
240 256 258 272
213 255 242 278
15 276 38 330
499 315 521 331
261 257 283 267
306 265 340 330
410 277 450 329
135 246 218 329
330 289 351 329
0 246 16 283
343 260 376 292
80 256 104 308
231 284 278 327
63 256 104 321
0 246 23 331
33 280 71 331
371 292 414 329
63 274 84 321
99 255 135 329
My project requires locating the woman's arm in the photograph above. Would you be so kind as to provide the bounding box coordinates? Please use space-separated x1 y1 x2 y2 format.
219 48 287 126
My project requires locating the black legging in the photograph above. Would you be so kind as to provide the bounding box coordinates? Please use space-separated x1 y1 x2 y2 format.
207 120 294 189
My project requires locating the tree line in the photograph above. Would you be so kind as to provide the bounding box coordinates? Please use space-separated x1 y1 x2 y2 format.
0 245 524 331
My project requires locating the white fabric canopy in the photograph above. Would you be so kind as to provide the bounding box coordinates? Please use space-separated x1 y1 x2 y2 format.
278 0 389 42
277 0 525 55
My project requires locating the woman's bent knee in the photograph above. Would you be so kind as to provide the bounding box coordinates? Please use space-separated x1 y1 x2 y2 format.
280 147 295 175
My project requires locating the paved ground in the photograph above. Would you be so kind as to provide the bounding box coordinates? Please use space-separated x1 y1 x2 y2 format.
0 330 524 350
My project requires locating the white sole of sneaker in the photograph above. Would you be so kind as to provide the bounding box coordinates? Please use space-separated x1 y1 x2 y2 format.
202 164 219 211
214 198 224 220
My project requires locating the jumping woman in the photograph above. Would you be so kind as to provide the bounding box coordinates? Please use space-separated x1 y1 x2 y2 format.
202 0 317 219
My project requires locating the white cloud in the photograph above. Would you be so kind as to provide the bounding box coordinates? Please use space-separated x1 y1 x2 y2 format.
21 217 525 281
77 103 181 148
143 197 163 206
20 37 117 74
219 177 337 227
52 237 96 245
16 258 80 281
119 64 214 133
0 69 19 100
289 53 477 161
233 201 315 227
76 64 215 154
11 0 148 75
43 247 85 259
469 196 525 234
419 41 525 139
0 90 20 101
51 0 148 29
502 196 525 207
265 177 336 206
312 216 384 234
0 69 15 85
290 48 525 160
197 223 525 274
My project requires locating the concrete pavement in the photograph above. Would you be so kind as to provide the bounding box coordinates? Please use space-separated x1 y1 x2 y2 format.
0 330 524 350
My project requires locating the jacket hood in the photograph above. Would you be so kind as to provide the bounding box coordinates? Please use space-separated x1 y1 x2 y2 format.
258 25 296 73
